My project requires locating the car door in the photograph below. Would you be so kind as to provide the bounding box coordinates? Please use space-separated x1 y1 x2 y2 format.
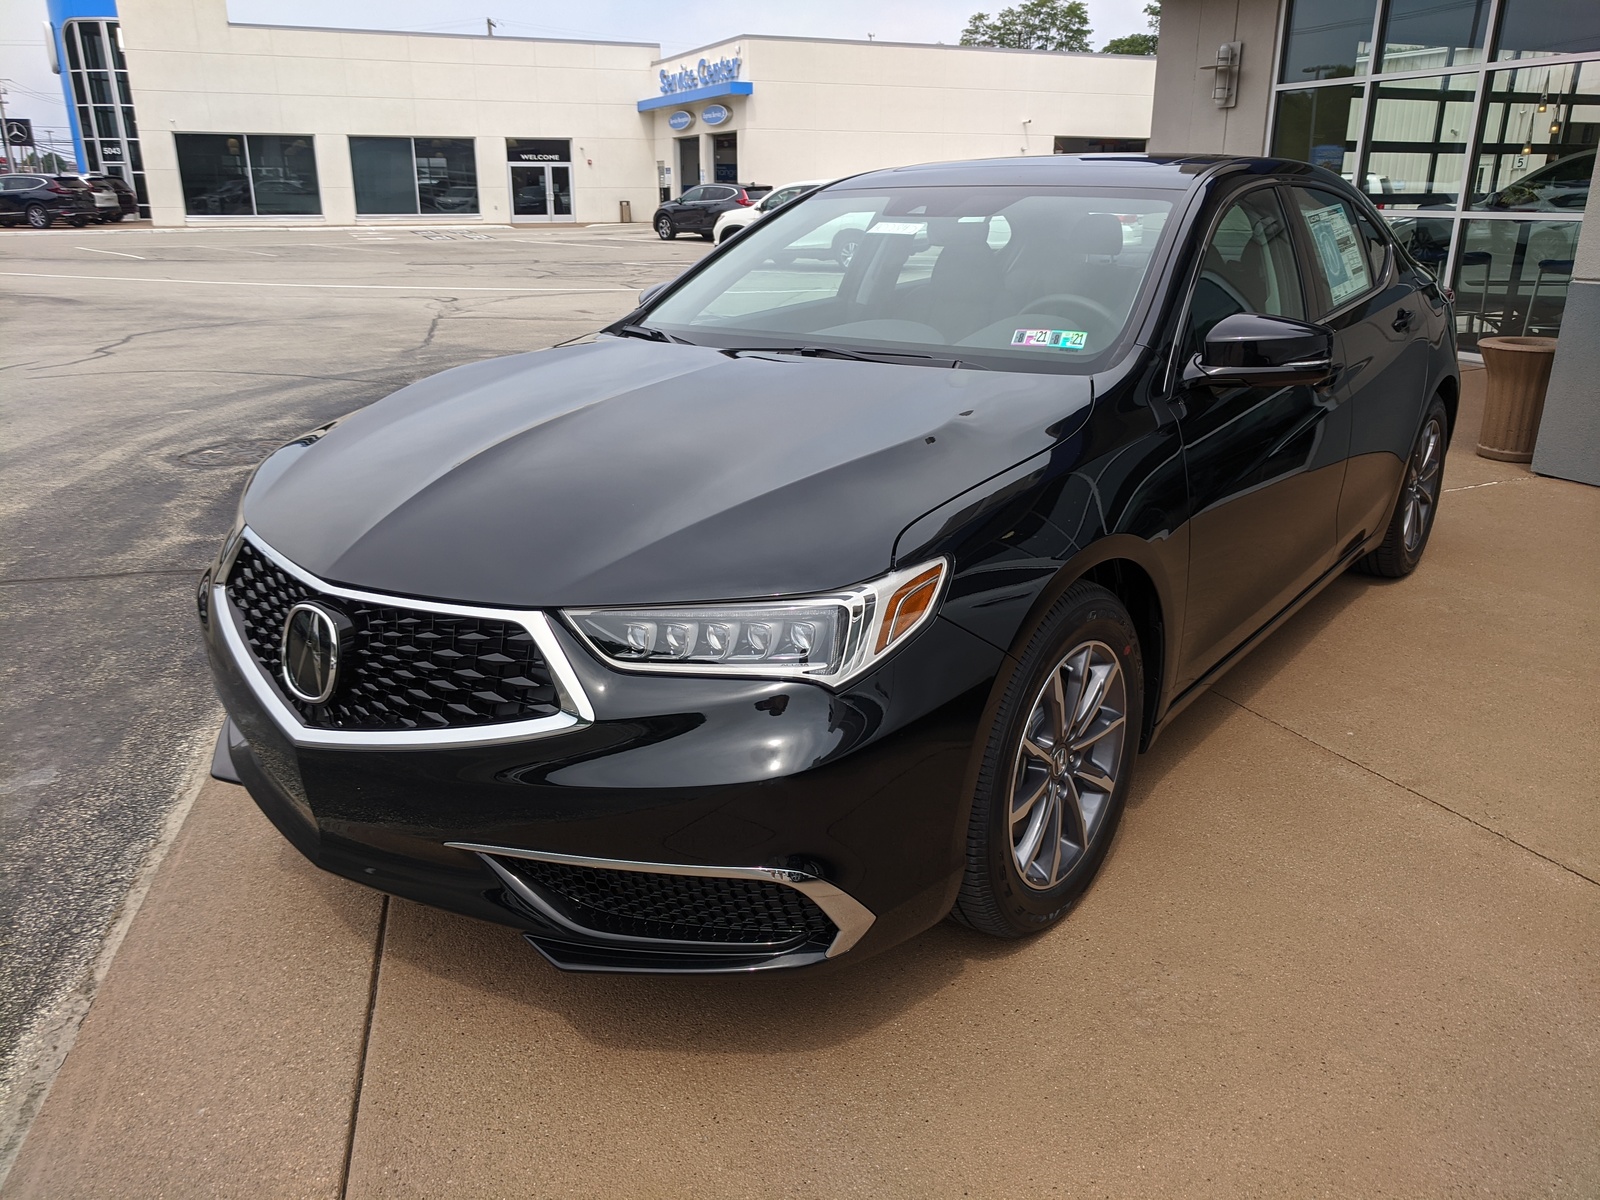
1284 186 1431 550
0 177 22 218
1173 183 1351 691
670 185 704 227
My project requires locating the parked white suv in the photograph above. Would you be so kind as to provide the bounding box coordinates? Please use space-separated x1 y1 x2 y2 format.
713 179 830 244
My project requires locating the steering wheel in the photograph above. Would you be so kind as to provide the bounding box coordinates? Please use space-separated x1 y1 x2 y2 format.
1026 293 1121 327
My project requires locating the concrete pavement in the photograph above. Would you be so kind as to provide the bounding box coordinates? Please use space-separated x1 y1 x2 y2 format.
3 368 1597 1197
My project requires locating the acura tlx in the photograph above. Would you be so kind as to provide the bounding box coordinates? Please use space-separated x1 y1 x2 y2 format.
200 154 1458 973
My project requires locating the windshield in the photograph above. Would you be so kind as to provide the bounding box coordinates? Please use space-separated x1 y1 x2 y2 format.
645 183 1180 371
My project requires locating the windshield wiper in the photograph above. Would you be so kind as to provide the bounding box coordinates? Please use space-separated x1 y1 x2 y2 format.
615 323 694 345
727 345 978 368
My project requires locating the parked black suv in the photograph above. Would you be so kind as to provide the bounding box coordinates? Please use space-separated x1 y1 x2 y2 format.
653 183 771 240
85 173 140 221
0 174 97 228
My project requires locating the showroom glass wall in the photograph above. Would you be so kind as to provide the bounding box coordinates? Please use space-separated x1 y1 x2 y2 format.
350 138 478 215
61 18 147 216
1270 0 1600 348
174 134 321 216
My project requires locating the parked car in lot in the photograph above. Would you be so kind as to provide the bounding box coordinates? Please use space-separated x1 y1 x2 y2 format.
84 173 140 221
0 174 96 228
653 183 771 240
201 155 1457 975
713 178 829 244
77 175 123 221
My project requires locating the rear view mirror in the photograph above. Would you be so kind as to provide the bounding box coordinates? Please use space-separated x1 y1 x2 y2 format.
1183 312 1334 388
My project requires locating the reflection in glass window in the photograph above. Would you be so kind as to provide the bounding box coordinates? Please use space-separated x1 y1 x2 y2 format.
1363 74 1475 208
1453 219 1581 349
1472 62 1599 211
175 133 322 216
351 137 478 215
1378 0 1490 71
1493 0 1600 62
1387 214 1454 277
1271 84 1362 176
1280 0 1377 82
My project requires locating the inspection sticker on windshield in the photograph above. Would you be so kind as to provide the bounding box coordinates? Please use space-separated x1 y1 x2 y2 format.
868 220 926 235
1012 328 1088 350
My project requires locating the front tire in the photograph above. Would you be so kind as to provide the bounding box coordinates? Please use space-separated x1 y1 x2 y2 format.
655 215 676 240
953 582 1142 938
1355 397 1448 578
25 203 50 229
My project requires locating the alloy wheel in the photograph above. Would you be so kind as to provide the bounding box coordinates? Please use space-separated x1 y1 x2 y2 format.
1402 414 1444 553
656 216 673 239
26 205 49 229
1008 640 1127 890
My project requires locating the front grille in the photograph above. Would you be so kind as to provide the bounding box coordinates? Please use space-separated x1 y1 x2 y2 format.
225 540 563 731
503 858 838 946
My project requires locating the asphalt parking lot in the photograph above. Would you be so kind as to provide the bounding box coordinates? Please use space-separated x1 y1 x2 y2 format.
0 219 705 1160
2 222 1598 1196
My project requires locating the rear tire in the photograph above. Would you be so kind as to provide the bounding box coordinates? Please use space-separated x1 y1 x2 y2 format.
25 204 50 229
953 582 1142 938
69 215 88 228
655 215 676 240
109 212 126 223
1355 397 1448 578
700 229 714 241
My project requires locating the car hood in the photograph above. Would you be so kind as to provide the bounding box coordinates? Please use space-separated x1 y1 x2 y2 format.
243 338 1091 607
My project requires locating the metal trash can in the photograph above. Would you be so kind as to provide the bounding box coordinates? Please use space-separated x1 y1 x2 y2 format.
619 200 632 224
1477 336 1558 462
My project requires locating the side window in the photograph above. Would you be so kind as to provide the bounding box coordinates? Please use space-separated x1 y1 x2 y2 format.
1186 188 1305 356
1287 188 1377 314
679 187 705 203
705 186 736 203
1353 209 1390 281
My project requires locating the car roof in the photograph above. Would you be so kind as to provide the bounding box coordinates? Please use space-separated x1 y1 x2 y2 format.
832 154 1321 193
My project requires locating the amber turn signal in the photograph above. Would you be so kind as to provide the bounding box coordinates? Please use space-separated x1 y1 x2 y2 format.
876 564 945 654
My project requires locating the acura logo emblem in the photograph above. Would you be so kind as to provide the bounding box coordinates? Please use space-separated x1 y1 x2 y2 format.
281 602 345 704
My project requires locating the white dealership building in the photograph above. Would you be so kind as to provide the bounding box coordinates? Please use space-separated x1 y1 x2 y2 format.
55 0 1155 227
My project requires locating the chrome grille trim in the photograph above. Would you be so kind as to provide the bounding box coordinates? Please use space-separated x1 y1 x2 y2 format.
446 842 877 959
215 527 593 749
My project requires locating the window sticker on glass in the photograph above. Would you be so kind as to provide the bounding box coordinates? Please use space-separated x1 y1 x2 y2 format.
1011 328 1088 350
1303 203 1370 305
868 221 926 236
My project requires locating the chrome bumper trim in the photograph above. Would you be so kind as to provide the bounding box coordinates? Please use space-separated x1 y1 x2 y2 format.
215 528 593 749
446 842 877 960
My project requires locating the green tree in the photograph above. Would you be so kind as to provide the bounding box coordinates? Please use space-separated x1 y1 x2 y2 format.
961 0 1092 53
1102 2 1160 55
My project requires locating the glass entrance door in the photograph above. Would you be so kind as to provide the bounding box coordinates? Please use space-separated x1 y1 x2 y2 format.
509 163 574 223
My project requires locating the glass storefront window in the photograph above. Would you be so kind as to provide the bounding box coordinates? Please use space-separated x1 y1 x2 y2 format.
1472 61 1599 210
64 19 146 218
1363 74 1476 208
1378 0 1490 71
176 133 322 216
1280 0 1377 82
352 137 477 215
1272 84 1362 176
1453 218 1581 348
1493 0 1600 62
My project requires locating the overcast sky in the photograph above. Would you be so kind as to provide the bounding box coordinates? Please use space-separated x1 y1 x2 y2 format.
2 0 1155 155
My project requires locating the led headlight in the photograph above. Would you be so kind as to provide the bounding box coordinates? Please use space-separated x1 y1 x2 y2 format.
564 558 947 687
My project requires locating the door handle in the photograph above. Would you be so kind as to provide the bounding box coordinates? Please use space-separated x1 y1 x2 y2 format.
1393 308 1413 332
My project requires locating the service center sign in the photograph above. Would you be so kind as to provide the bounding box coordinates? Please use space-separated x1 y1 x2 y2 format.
659 54 742 95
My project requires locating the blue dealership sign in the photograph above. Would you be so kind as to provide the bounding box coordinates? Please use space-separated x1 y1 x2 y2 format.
659 55 742 96
702 104 730 127
668 110 694 131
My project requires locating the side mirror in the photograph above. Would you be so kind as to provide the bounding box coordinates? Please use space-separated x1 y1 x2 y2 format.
1183 312 1335 388
638 281 670 307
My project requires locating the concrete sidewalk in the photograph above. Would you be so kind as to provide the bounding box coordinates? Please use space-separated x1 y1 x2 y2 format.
6 368 1598 1198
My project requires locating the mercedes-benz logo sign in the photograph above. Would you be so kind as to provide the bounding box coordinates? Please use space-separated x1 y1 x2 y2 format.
281 602 344 704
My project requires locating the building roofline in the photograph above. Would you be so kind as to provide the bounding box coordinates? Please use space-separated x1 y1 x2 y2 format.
652 33 1157 66
227 21 660 51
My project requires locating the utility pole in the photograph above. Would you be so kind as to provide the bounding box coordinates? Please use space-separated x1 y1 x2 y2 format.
486 17 497 35
0 80 11 172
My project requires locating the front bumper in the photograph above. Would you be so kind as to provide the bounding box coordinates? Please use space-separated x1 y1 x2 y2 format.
203 547 1003 973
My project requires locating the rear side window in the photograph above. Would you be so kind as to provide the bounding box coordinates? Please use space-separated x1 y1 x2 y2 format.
706 186 737 202
1286 188 1381 314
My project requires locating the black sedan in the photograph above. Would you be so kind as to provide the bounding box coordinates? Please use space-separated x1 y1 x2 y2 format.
652 182 770 240
0 174 97 228
201 155 1458 973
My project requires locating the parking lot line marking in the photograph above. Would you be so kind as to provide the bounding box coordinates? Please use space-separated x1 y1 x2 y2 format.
0 271 633 293
75 247 146 259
